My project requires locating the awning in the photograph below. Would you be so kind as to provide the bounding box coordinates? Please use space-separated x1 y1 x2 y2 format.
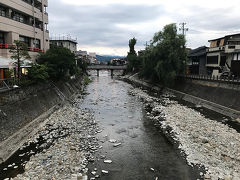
0 56 14 68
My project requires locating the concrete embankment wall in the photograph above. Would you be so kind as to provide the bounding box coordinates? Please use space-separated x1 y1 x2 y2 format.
125 74 240 122
173 78 240 111
0 77 85 163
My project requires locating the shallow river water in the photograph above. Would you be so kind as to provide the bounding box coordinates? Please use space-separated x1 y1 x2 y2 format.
82 71 201 180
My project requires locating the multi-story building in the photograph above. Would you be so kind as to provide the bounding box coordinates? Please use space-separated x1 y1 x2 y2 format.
206 33 240 76
50 36 77 53
0 0 49 59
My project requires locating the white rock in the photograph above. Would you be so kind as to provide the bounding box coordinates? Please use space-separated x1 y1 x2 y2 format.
91 171 97 175
104 160 112 164
113 143 121 147
101 170 109 174
109 139 117 143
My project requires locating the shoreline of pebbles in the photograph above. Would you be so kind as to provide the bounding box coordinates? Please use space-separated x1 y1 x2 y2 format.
12 96 102 180
128 87 240 180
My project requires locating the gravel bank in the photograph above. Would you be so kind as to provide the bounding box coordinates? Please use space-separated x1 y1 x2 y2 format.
129 87 240 180
11 96 101 180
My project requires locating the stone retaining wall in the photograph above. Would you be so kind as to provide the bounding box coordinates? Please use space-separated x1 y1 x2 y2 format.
0 77 85 163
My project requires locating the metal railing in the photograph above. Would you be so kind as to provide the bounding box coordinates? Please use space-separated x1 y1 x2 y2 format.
0 44 44 52
181 74 240 84
0 78 18 91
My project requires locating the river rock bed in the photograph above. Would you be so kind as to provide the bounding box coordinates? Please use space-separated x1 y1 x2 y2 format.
128 87 240 180
12 97 101 180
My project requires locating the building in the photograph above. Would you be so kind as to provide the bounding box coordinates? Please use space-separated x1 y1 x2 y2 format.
0 0 49 60
75 50 90 64
88 52 98 64
111 58 127 66
50 36 77 53
207 33 240 76
188 46 208 75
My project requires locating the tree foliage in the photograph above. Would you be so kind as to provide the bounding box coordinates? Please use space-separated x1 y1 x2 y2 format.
76 56 88 74
10 40 31 79
127 37 139 72
37 47 77 80
139 23 187 86
27 64 49 82
129 38 137 55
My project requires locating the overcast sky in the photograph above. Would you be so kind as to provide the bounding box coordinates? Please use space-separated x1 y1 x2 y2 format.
48 0 240 56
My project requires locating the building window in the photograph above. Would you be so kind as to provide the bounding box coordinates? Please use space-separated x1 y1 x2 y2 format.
220 56 226 66
0 6 6 17
35 18 43 30
34 39 40 49
22 0 33 4
228 41 240 45
0 32 5 44
228 45 236 49
34 0 43 11
19 35 31 47
12 11 27 24
207 56 218 64
22 0 42 11
233 53 240 61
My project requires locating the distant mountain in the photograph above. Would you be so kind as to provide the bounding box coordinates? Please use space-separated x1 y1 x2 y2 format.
96 55 125 62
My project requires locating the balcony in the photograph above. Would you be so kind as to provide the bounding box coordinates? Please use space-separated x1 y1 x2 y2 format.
207 46 224 52
0 44 44 53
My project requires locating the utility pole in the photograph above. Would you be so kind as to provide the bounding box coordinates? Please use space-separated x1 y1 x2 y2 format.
145 41 148 47
179 22 188 36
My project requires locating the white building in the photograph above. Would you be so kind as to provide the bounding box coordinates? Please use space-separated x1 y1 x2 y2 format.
50 36 77 53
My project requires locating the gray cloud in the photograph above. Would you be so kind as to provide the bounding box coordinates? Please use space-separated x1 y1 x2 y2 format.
48 1 164 49
48 1 240 53
171 6 240 33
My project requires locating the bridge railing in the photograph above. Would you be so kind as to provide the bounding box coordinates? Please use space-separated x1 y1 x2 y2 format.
87 65 127 70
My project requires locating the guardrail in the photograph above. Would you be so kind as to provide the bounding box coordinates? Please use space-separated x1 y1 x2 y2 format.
181 74 240 84
0 78 18 92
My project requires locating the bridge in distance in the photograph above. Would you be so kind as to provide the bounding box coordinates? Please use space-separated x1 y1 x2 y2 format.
87 65 127 76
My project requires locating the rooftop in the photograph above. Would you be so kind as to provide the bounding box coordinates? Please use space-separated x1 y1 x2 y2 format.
50 36 78 44
188 46 208 57
208 33 240 42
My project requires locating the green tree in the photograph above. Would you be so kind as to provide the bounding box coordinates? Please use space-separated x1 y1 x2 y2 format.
37 47 77 80
76 56 88 74
129 38 137 55
140 23 186 86
27 64 49 82
127 38 139 72
10 40 31 80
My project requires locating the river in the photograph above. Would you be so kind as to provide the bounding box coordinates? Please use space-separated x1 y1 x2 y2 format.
83 71 201 180
3 71 239 180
